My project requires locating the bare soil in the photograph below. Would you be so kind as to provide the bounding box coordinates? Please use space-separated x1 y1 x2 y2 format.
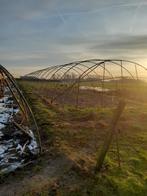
38 87 118 108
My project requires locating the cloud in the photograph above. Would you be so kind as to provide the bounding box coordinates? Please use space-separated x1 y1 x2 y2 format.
58 1 147 16
90 35 147 56
1 0 147 76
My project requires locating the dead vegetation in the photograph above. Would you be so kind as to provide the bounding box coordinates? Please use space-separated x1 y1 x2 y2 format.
1 80 147 195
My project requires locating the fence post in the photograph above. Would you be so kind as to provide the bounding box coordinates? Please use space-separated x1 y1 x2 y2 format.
95 99 126 172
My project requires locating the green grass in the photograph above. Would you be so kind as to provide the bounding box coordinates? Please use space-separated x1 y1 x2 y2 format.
17 80 147 196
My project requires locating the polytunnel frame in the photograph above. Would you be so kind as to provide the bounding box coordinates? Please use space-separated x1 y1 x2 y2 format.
23 59 147 171
24 59 147 107
24 58 147 83
0 64 42 152
48 60 137 105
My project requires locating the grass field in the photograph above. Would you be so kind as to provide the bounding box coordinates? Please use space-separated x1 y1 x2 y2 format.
1 79 147 195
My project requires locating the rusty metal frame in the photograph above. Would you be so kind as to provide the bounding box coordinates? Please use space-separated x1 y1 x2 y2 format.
0 64 42 152
22 59 147 170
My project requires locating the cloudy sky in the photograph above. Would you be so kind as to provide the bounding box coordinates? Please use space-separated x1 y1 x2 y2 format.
1 0 147 76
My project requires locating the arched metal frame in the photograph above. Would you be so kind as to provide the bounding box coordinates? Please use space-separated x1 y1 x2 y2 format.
21 59 147 171
25 59 147 79
0 64 42 151
23 59 147 107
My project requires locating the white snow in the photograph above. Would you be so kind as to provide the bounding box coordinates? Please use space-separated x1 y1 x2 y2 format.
0 88 39 174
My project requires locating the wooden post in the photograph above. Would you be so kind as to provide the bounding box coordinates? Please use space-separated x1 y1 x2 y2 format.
115 129 121 168
76 79 80 108
95 100 126 172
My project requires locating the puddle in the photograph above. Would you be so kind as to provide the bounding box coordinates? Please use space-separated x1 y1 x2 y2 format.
0 88 39 174
80 86 111 92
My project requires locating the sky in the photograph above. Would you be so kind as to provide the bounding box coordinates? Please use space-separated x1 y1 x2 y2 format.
1 0 147 76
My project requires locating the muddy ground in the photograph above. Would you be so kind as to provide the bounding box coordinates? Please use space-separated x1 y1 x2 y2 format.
37 86 119 108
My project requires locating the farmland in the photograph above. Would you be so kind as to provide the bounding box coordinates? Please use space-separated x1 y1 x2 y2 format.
1 0 147 194
1 79 147 195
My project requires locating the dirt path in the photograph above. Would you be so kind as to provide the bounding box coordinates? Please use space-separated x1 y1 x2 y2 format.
0 153 81 196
